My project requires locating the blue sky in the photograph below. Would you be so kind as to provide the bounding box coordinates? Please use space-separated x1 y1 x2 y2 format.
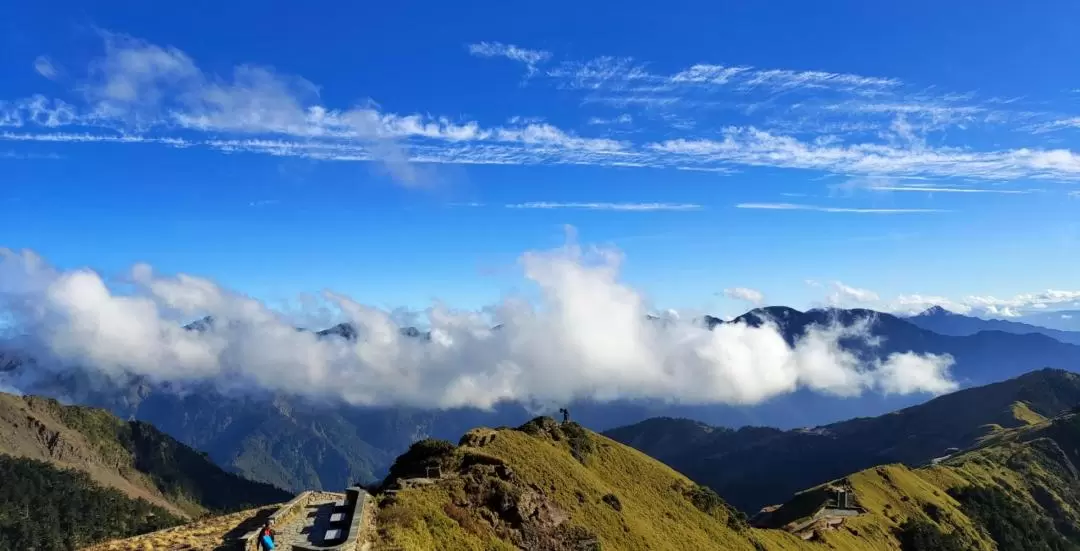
3 1 1080 319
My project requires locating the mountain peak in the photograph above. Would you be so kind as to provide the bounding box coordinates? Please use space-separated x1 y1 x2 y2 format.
916 305 954 317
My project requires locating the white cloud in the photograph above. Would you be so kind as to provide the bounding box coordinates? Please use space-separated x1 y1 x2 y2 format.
875 352 958 395
587 114 633 125
505 202 702 211
963 290 1080 316
1063 314 1074 320
876 289 1080 318
0 150 62 160
547 56 898 95
0 240 955 409
738 68 899 91
651 127 1080 181
868 184 1031 194
736 202 949 214
468 42 551 76
0 96 79 128
1030 117 1080 133
33 56 59 80
888 295 973 316
827 282 880 307
11 35 1080 184
670 64 750 84
723 287 765 305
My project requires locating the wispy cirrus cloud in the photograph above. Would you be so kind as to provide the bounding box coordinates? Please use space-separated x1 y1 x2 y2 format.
33 56 59 80
5 33 1080 193
506 201 703 211
867 184 1032 194
736 202 950 214
468 42 551 76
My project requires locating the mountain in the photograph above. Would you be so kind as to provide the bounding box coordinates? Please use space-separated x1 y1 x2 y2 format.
735 305 1080 385
0 392 291 550
606 368 1080 514
907 305 1080 345
10 305 1080 499
0 391 290 518
1019 309 1080 332
92 401 1080 550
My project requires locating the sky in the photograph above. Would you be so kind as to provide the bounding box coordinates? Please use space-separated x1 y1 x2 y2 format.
3 0 1080 321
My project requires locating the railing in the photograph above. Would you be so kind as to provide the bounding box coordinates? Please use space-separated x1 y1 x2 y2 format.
290 486 368 551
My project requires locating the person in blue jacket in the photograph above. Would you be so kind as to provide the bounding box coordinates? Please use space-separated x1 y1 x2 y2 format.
259 520 276 550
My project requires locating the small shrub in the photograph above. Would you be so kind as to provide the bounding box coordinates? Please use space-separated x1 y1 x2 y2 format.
562 422 596 463
894 518 968 551
443 503 485 537
384 438 456 484
685 484 724 514
921 502 944 523
601 493 622 512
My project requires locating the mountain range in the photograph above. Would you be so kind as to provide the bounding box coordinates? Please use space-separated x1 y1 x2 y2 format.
5 305 1080 498
96 374 1080 550
1018 309 1080 331
605 368 1080 513
906 305 1080 345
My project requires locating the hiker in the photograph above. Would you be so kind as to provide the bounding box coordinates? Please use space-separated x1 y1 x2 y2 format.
259 520 276 550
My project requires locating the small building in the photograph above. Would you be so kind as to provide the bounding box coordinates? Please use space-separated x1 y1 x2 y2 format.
750 482 865 539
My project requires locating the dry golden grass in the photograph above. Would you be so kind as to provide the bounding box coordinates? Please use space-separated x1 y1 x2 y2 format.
1010 400 1048 426
97 413 1080 551
373 418 1080 551
81 504 279 551
377 426 811 550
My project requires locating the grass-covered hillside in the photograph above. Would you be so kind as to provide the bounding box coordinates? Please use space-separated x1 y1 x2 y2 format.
372 409 1080 550
374 417 807 550
86 406 1080 550
606 368 1080 513
0 391 291 518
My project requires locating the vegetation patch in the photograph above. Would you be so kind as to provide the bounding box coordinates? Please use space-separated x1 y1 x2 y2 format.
0 455 183 551
383 438 457 486
894 519 969 551
949 485 1073 551
517 417 596 463
601 493 622 512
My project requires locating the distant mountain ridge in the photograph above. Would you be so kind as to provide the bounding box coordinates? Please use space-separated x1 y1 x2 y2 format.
906 305 1080 345
605 368 1080 513
7 305 1080 497
1019 309 1080 331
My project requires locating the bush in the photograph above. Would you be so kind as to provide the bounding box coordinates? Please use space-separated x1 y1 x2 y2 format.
601 493 622 512
384 439 456 485
950 485 1073 551
895 519 968 551
685 484 725 515
562 423 596 463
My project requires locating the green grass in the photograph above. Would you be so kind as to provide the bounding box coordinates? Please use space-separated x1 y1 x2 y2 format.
375 413 1080 550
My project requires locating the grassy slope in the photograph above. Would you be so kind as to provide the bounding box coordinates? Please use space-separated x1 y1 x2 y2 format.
606 368 1080 514
375 420 914 550
376 406 1080 551
87 405 1080 550
0 393 290 517
807 404 1080 550
81 504 280 551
